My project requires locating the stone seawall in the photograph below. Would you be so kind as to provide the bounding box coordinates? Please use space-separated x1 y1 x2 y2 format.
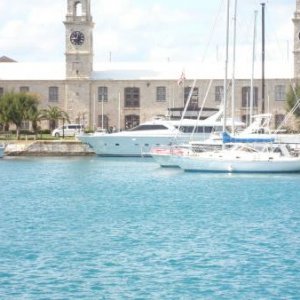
4 140 95 156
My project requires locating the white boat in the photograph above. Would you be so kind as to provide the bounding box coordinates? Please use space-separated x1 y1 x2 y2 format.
77 110 244 157
177 143 300 173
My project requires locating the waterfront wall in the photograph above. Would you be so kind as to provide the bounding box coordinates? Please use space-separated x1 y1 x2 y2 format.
4 140 94 156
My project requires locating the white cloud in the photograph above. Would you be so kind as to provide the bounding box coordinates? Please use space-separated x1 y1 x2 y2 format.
0 0 296 66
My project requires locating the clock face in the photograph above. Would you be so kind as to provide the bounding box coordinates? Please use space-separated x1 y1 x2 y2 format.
70 31 85 45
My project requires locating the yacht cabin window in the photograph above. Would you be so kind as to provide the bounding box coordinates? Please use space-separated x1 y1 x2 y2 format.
130 124 169 131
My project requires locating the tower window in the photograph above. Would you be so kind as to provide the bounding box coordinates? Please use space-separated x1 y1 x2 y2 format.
75 2 82 16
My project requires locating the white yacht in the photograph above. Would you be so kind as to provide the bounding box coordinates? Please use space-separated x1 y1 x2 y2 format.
78 111 244 157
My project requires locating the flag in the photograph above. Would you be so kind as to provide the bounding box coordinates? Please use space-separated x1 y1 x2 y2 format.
177 71 185 86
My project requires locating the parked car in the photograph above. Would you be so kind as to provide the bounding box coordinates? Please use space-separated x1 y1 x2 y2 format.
52 124 84 137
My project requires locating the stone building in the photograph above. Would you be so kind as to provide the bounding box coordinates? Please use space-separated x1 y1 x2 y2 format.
0 0 298 131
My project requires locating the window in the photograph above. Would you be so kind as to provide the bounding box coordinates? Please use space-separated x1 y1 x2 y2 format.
242 86 258 107
0 87 3 98
184 87 198 109
275 85 285 101
98 114 109 130
156 86 166 102
125 88 140 107
75 2 82 16
275 114 285 127
215 86 223 102
131 124 168 131
98 86 108 102
125 114 140 129
20 86 29 93
49 87 59 102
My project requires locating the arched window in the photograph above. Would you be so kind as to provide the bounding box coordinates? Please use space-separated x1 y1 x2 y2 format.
75 1 82 16
125 115 140 129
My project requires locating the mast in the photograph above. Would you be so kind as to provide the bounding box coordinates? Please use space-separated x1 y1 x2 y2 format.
250 10 258 122
231 0 237 133
222 0 230 136
261 2 265 114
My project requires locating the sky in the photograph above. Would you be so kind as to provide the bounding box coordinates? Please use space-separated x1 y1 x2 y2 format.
0 0 296 66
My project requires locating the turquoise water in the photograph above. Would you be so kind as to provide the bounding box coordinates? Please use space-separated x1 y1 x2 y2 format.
1 157 300 299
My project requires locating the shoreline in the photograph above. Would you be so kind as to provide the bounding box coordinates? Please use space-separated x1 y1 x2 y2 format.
3 140 95 156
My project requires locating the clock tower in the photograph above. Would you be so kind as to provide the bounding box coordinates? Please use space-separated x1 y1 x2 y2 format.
293 0 300 79
64 0 94 79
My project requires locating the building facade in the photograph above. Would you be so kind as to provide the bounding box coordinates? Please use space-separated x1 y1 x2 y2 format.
0 0 298 131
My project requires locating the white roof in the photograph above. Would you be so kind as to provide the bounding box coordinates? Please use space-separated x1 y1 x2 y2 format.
0 60 293 81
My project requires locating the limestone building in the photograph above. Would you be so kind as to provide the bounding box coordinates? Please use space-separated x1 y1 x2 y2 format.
0 0 298 131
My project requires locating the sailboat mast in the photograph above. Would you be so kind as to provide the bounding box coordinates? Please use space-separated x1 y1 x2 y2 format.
261 2 265 114
250 10 258 122
222 0 230 134
231 0 237 133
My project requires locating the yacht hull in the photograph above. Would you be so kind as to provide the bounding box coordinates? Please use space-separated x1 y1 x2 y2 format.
78 134 187 157
178 154 300 173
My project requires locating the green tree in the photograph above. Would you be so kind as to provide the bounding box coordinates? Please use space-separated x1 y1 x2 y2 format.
0 91 39 139
40 106 70 131
286 85 300 118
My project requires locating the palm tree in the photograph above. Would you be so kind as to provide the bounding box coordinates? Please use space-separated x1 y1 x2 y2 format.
40 105 70 131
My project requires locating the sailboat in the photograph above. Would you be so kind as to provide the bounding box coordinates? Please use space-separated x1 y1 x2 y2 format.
177 0 300 173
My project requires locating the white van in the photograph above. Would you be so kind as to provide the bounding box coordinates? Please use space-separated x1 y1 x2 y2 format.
52 124 84 137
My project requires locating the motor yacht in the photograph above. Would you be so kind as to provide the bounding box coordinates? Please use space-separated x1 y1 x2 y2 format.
78 111 244 157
